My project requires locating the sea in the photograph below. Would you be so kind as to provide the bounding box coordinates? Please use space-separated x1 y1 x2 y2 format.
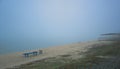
0 37 98 55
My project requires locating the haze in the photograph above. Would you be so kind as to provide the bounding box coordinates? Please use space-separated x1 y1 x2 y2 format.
0 0 120 53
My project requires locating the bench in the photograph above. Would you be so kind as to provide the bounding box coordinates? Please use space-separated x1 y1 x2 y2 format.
23 50 43 57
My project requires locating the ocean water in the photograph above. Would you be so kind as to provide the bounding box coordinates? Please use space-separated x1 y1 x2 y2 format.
0 36 98 55
0 39 82 55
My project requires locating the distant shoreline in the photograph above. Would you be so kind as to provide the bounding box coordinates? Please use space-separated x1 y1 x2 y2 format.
0 40 104 69
0 41 84 55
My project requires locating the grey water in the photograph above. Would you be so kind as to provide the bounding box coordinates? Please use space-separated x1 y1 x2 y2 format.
0 37 97 55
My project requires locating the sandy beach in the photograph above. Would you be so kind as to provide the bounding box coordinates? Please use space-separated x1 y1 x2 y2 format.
0 40 106 69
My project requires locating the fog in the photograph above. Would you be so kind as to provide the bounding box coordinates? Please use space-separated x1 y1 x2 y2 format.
0 0 120 54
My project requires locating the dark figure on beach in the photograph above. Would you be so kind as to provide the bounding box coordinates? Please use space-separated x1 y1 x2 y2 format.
39 50 43 54
23 52 31 57
32 51 38 56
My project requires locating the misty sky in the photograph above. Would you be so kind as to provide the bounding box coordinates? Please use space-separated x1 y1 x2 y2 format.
0 0 120 43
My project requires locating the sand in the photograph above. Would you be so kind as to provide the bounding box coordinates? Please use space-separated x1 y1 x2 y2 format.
0 40 106 69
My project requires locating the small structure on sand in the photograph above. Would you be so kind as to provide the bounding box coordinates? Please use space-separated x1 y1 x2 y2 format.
23 50 43 57
39 50 43 54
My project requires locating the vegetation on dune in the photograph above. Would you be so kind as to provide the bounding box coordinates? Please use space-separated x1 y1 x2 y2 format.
62 34 120 69
6 33 120 69
59 41 120 69
7 41 120 69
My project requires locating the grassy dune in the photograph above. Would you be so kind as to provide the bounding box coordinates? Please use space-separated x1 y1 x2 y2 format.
7 41 120 69
59 42 120 69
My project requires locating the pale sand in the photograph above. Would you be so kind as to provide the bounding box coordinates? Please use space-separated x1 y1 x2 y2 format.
0 41 108 69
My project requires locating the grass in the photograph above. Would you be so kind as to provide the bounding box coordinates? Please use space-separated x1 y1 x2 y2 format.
17 58 65 69
59 54 71 57
8 41 120 69
58 42 120 69
87 42 120 56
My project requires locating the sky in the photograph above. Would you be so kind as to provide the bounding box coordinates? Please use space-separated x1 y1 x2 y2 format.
0 0 120 45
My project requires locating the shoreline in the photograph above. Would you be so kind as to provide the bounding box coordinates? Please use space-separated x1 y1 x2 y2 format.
0 40 104 69
0 40 96 55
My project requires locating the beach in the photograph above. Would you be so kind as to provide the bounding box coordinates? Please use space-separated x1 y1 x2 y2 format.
0 40 105 69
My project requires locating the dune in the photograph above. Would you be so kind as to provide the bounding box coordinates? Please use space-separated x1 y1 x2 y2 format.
0 40 107 69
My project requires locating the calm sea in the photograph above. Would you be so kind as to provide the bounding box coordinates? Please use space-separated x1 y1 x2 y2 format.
0 39 82 55
0 35 99 55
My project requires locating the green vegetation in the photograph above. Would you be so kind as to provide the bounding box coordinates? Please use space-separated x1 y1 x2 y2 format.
8 41 120 69
87 43 120 56
59 42 120 69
